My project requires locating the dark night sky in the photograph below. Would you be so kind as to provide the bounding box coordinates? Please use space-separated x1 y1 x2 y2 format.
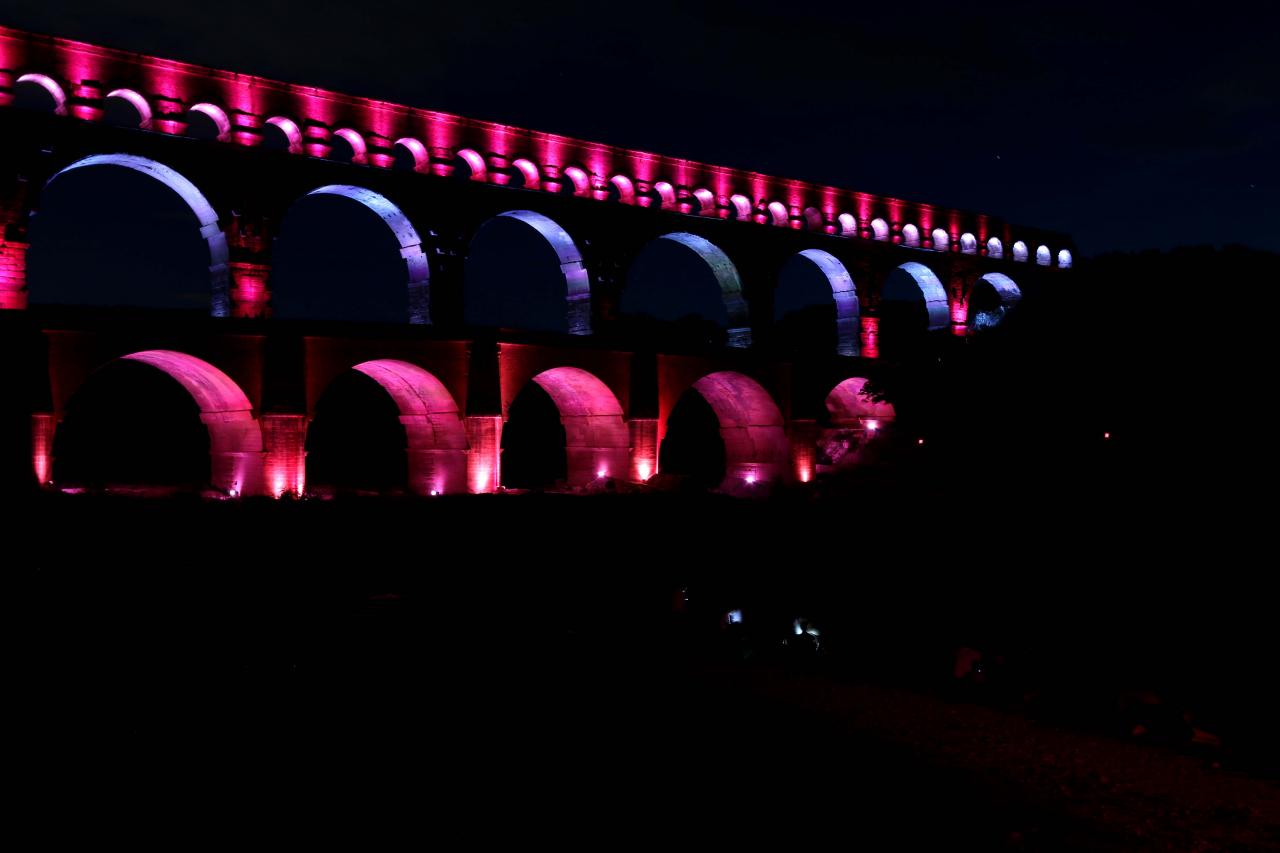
6 1 1277 256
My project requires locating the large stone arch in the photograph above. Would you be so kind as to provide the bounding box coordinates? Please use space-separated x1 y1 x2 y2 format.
303 185 431 324
655 232 751 348
777 249 860 356
820 377 896 469
57 350 263 494
44 154 231 315
526 366 629 486
468 210 591 334
668 371 788 487
968 272 1022 330
347 359 468 494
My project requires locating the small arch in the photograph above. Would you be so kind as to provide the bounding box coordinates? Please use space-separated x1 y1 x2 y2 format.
1012 240 1029 262
607 174 635 204
931 228 950 251
837 213 858 236
767 201 789 227
264 116 304 154
692 188 716 216
14 73 67 115
1036 244 1051 266
524 367 628 487
329 128 367 164
304 185 431 323
392 137 429 171
658 232 750 347
1058 249 1073 269
871 218 890 241
453 148 487 181
986 236 1003 258
968 272 1022 330
960 232 977 254
186 102 230 141
729 194 753 221
511 158 541 190
661 371 789 489
45 154 230 316
468 210 591 334
803 207 824 231
112 350 262 494
777 249 860 357
104 89 152 129
560 166 590 196
653 181 677 209
350 359 468 494
902 224 920 247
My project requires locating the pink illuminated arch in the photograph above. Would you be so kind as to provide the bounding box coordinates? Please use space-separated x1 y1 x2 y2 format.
931 228 949 251
729 194 753 221
187 102 230 141
46 154 231 315
692 188 716 216
767 201 789 226
838 213 858 236
960 232 978 254
561 166 590 196
884 261 950 330
803 207 824 231
119 350 263 495
392 136 429 171
454 148 487 181
512 158 541 189
902 224 920 247
653 181 677 209
304 184 431 323
104 88 152 129
264 117 304 153
791 249 861 357
526 367 629 486
1012 240 1029 262
686 371 789 487
657 232 751 347
608 174 636 204
483 210 591 334
871 218 890 241
330 128 367 164
15 73 67 115
348 359 468 494
986 236 1003 258
826 377 895 424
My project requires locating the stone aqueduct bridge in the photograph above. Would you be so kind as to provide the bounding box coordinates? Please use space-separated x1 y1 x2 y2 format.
0 25 1073 496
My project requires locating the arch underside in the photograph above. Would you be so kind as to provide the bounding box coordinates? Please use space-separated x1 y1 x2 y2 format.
497 210 591 335
659 232 751 348
529 366 628 486
349 359 468 494
797 248 859 357
120 350 263 494
884 261 951 331
970 272 1022 329
689 371 788 486
308 185 431 324
48 154 231 316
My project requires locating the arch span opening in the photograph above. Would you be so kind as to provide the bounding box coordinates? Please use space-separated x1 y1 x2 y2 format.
880 261 950 358
501 367 627 489
14 73 66 114
968 272 1022 330
54 350 262 495
819 377 896 469
466 210 590 334
775 249 859 356
622 232 750 348
660 371 787 489
32 154 230 315
273 184 430 324
306 360 466 495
